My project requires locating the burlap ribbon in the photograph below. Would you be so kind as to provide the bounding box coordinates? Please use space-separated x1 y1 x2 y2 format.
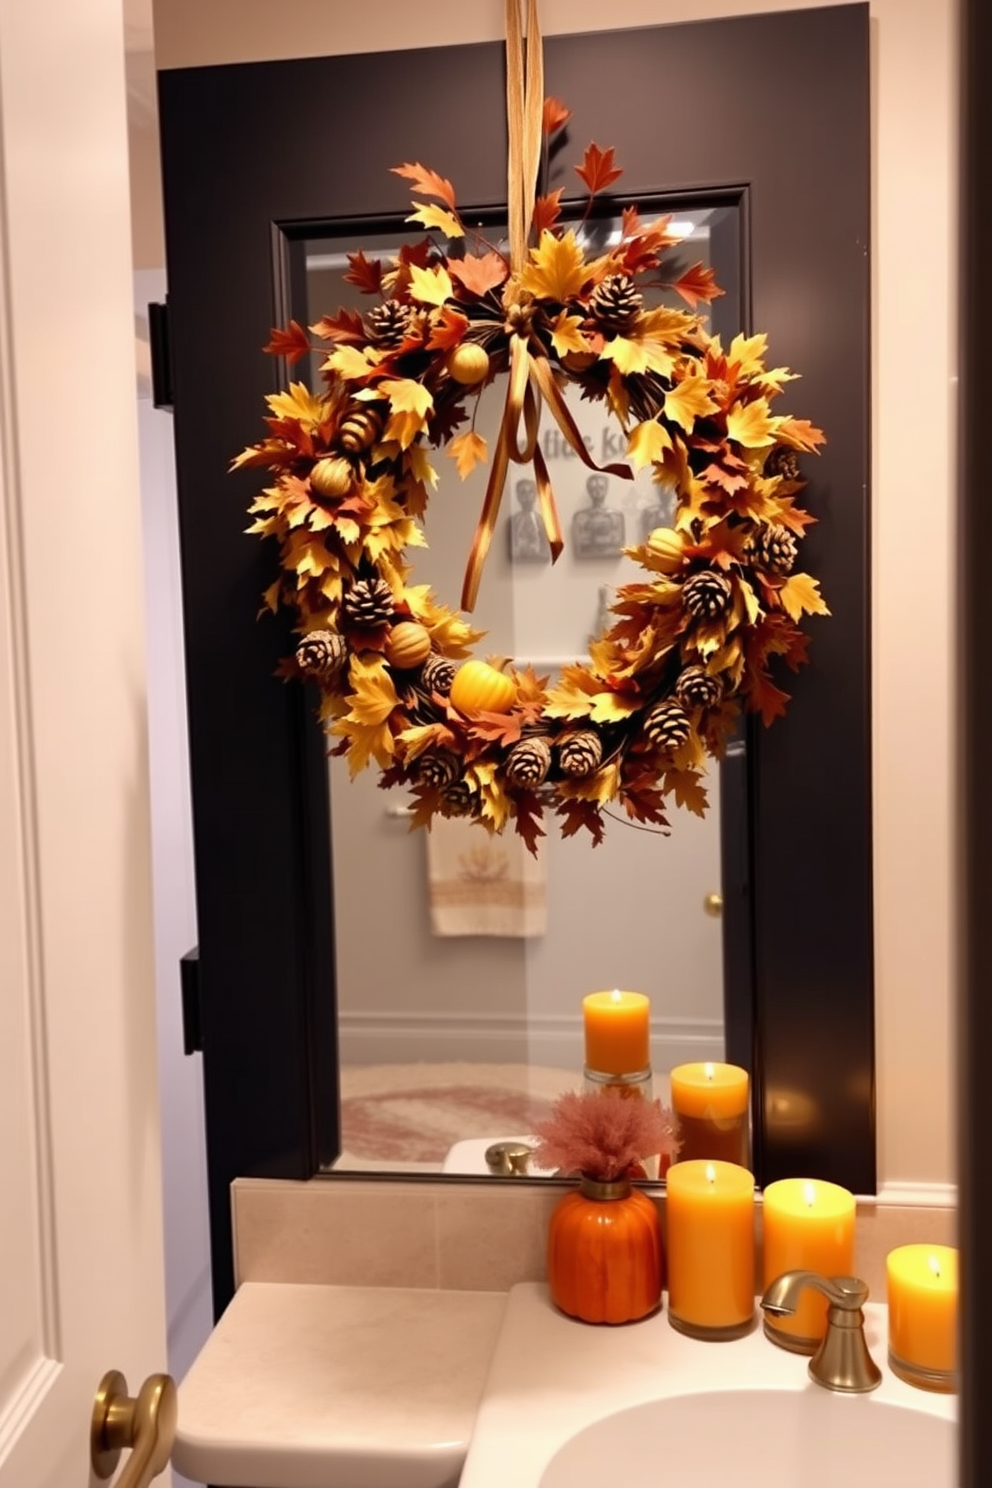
459 0 632 613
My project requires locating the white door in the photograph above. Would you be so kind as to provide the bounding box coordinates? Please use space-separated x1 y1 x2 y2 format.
0 1 171 1485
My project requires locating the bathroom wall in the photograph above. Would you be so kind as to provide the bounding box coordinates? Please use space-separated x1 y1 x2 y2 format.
146 0 958 1191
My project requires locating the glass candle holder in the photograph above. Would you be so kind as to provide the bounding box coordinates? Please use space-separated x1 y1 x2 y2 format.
670 1062 750 1168
761 1178 856 1353
666 1159 756 1341
886 1244 958 1393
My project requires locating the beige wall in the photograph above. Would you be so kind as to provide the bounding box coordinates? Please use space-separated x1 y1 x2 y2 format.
147 0 959 1192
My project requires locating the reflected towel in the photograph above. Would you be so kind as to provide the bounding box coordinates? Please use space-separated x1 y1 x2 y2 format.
426 817 547 938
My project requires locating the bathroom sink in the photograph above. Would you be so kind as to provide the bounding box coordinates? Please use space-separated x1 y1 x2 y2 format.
458 1283 957 1488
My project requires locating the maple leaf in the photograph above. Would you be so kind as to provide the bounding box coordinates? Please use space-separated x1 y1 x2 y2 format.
670 263 725 308
447 429 488 479
391 161 457 210
407 201 464 239
324 344 380 383
343 251 385 295
426 305 470 352
447 251 509 298
775 417 827 452
575 142 623 195
263 320 312 365
664 376 719 433
531 189 564 237
747 671 792 727
265 382 326 429
726 397 781 448
771 495 818 536
663 768 709 816
589 691 640 724
542 96 571 135
602 333 675 379
700 460 750 497
407 263 454 307
513 792 547 857
556 798 607 847
727 332 769 379
396 722 457 762
548 310 589 358
519 230 590 303
627 419 673 471
466 711 525 748
380 378 433 448
778 572 830 623
310 308 367 344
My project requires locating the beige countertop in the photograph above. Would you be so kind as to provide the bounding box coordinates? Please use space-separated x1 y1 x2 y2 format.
174 1281 506 1488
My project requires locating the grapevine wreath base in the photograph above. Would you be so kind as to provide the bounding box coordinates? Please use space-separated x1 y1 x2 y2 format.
237 100 827 854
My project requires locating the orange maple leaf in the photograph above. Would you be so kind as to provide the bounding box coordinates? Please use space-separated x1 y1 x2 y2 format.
542 96 571 135
531 189 564 237
263 320 312 366
309 308 367 345
391 161 456 210
670 263 725 308
447 252 509 298
575 142 623 195
513 792 547 857
427 305 470 352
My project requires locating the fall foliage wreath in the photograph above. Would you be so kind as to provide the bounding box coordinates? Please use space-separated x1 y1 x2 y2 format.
236 17 827 855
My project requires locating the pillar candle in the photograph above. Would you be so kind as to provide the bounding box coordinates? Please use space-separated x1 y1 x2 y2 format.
670 1062 750 1166
582 990 650 1075
886 1244 958 1390
761 1178 856 1348
666 1159 755 1339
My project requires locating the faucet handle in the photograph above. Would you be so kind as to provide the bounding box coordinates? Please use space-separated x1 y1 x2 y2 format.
760 1270 882 1393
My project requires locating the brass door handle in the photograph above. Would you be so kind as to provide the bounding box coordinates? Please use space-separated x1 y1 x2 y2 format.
704 892 723 917
91 1369 178 1487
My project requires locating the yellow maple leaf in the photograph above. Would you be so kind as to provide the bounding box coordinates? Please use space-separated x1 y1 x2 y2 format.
518 229 589 303
343 655 399 728
663 767 709 816
627 419 673 471
265 382 327 427
726 397 781 448
560 761 621 805
727 332 769 379
779 572 830 622
601 333 675 379
406 201 464 238
407 263 453 306
405 443 438 489
664 376 719 434
470 761 512 832
381 377 434 448
447 429 489 479
324 344 379 382
589 691 640 724
548 310 589 357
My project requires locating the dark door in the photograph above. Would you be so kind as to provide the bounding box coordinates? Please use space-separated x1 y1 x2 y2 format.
157 5 872 1314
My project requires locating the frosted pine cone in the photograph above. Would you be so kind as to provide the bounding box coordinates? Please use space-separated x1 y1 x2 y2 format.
416 750 461 789
746 523 798 576
682 570 733 620
644 700 691 752
505 737 552 789
420 653 457 696
675 665 723 711
342 577 394 628
591 273 643 330
365 299 414 349
295 629 347 681
557 729 603 778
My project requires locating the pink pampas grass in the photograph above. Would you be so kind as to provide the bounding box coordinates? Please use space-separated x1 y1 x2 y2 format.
531 1087 681 1182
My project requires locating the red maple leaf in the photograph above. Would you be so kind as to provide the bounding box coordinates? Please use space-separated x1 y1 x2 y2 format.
263 320 312 366
513 792 547 857
531 189 564 237
426 305 471 352
343 251 385 295
575 142 623 196
447 251 509 298
556 798 606 846
670 263 725 308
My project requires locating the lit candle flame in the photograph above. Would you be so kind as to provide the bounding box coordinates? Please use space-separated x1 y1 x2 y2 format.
704 1061 714 1080
929 1255 942 1279
610 988 622 1003
706 1163 716 1185
804 1181 817 1207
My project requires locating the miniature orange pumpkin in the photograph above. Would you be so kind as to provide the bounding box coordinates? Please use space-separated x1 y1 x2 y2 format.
447 342 491 385
547 1177 663 1324
449 659 516 717
383 620 432 671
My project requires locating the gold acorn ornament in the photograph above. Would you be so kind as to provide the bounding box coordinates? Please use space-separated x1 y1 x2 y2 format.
338 403 384 455
447 342 491 386
310 456 353 500
645 527 686 572
449 659 516 717
383 620 432 671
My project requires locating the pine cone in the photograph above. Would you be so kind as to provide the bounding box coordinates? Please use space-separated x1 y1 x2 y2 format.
557 729 603 778
365 299 414 349
295 629 347 681
420 653 457 696
505 736 552 789
764 446 801 482
416 749 460 788
644 699 691 752
342 576 394 628
590 273 643 330
440 779 477 817
683 570 733 620
675 665 723 711
746 522 798 576
339 403 384 454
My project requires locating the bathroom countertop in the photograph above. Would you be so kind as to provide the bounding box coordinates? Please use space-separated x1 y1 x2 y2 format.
173 1281 506 1488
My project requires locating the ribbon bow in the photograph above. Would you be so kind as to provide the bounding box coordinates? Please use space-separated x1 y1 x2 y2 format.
460 0 632 613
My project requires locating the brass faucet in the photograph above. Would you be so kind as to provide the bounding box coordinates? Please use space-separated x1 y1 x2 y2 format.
760 1271 882 1393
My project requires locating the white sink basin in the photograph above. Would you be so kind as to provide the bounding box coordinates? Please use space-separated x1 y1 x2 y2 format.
459 1283 956 1488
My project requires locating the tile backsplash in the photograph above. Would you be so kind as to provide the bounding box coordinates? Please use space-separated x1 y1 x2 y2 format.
231 1178 956 1299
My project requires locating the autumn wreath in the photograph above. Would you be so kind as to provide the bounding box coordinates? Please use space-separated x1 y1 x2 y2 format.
236 14 827 855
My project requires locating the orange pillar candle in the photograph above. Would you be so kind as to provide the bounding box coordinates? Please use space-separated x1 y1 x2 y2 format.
886 1244 958 1392
761 1178 856 1351
670 1062 750 1166
583 990 651 1075
666 1159 756 1340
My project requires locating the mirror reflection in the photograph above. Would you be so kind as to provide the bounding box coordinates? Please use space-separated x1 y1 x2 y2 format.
303 204 741 1175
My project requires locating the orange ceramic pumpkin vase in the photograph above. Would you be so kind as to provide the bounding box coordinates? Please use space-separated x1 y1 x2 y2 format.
547 1176 663 1325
